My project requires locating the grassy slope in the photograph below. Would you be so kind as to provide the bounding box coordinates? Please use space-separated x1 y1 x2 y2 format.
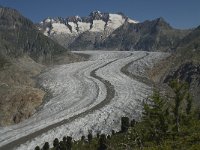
176 26 200 63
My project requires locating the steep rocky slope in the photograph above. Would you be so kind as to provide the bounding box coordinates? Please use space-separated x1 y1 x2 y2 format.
0 6 84 126
164 62 200 105
102 18 190 51
163 26 200 104
0 6 83 64
148 25 200 104
176 25 200 62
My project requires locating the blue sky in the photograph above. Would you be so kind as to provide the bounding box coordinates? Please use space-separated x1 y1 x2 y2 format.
0 0 199 29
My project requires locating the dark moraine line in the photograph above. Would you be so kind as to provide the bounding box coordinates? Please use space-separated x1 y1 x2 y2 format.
121 52 153 86
0 59 119 150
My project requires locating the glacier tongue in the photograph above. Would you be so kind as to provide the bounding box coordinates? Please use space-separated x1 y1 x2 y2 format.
0 51 169 150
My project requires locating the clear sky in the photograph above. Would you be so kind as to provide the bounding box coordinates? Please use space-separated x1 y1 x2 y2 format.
0 0 199 29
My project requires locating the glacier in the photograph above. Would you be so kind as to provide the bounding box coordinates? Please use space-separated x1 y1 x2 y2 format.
0 51 169 150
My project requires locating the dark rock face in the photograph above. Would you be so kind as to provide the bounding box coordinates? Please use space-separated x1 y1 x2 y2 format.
100 21 140 50
164 62 200 104
103 18 189 51
69 31 99 50
176 25 200 62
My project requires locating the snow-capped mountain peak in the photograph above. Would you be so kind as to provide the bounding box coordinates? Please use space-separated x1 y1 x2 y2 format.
38 11 138 48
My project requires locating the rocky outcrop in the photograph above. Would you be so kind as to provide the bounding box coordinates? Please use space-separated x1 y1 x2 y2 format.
175 25 200 62
164 62 200 104
0 85 45 125
0 56 45 126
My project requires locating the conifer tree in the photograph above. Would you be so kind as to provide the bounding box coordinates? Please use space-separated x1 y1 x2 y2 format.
88 132 93 143
81 135 86 141
111 130 115 135
130 119 136 127
34 146 40 150
59 141 66 150
142 90 169 143
98 134 107 150
169 80 189 132
186 93 193 115
42 142 49 150
66 136 72 150
53 138 59 148
97 132 100 138
121 117 130 132
63 136 67 143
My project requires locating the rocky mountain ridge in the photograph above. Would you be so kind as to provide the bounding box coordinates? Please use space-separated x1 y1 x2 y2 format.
101 17 190 51
38 11 191 51
38 11 138 49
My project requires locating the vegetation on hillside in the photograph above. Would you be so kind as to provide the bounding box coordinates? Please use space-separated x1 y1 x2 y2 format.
35 80 200 150
175 25 200 63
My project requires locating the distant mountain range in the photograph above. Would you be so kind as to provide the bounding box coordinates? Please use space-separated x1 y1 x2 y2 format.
38 11 138 49
38 11 191 52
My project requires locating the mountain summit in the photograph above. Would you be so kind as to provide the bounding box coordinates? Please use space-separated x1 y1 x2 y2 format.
38 11 138 49
38 12 190 51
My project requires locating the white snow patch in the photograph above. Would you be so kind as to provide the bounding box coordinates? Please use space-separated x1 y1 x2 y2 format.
51 23 72 34
90 20 105 32
43 27 50 36
68 22 79 34
107 14 125 30
44 18 51 23
77 22 90 33
128 18 139 24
